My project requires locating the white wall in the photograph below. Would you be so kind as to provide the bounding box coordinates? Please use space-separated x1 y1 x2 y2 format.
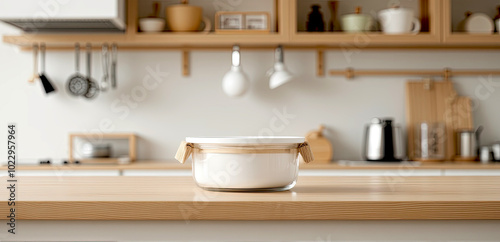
1 23 500 163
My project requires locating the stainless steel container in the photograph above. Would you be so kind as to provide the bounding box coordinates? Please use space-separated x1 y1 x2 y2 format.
455 129 477 160
493 143 500 161
414 122 446 161
479 146 492 164
81 143 112 158
363 118 405 161
455 127 483 161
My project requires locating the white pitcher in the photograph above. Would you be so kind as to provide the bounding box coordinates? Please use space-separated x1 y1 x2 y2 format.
378 7 421 34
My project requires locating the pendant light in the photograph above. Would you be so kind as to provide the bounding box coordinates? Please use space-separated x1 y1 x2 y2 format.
222 45 250 97
268 45 294 89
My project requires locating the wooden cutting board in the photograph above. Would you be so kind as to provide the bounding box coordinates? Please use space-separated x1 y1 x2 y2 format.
406 79 457 161
452 96 474 130
301 125 333 164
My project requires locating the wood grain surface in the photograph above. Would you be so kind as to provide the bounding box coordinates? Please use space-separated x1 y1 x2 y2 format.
1 176 500 220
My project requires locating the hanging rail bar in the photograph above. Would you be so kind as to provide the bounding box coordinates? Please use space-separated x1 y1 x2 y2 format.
329 68 500 80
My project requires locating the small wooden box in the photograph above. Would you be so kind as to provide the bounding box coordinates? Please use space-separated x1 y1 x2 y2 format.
69 133 137 164
215 11 271 34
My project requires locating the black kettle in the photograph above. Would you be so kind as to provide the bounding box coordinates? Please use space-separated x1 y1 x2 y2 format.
363 118 405 162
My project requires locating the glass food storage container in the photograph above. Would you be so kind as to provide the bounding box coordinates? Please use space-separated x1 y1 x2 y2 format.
175 137 313 192
414 122 446 161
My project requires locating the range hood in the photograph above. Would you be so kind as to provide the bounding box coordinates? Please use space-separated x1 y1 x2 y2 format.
0 0 126 32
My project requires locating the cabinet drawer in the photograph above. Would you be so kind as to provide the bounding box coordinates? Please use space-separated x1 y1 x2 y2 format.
444 170 500 176
123 170 192 177
299 169 442 177
12 170 120 177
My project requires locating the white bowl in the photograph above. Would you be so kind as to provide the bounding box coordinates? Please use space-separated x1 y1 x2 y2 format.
139 18 165 33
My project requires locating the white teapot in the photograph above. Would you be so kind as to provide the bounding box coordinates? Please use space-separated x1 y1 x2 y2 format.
378 6 421 34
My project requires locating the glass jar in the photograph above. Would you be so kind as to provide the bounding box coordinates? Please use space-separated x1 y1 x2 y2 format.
176 137 313 192
414 122 446 161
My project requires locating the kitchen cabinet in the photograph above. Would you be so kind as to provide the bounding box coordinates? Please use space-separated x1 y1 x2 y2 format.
3 161 500 176
3 0 500 49
444 169 500 176
9 169 500 177
299 169 443 176
290 0 442 46
122 169 192 176
1 170 120 177
443 0 500 46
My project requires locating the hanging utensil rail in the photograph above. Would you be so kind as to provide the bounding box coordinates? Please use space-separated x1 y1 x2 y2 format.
329 68 500 80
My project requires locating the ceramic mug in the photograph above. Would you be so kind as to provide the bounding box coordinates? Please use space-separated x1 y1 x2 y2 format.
341 14 374 32
166 5 211 32
378 8 421 34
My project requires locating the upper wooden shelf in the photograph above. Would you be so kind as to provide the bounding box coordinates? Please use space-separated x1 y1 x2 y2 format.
3 0 500 49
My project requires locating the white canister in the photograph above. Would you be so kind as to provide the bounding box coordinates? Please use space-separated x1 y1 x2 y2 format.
341 7 374 32
378 7 421 34
175 136 313 192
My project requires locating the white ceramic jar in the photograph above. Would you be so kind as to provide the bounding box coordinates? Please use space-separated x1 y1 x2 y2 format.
341 7 374 32
176 137 313 192
378 7 421 34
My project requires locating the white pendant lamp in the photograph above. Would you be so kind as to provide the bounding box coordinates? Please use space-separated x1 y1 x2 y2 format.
269 45 294 89
222 45 250 97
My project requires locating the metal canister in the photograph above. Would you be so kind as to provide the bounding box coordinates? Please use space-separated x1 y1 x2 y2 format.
492 143 500 161
456 129 477 159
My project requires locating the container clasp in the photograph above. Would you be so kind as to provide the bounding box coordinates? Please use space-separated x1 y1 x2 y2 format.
298 142 314 163
175 141 194 164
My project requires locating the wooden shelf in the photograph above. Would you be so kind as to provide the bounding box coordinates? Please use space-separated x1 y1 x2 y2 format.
132 32 287 46
3 0 500 49
290 32 440 46
444 33 500 46
69 133 137 164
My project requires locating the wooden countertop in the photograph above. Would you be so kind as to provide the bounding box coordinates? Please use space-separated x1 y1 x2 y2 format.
3 160 500 171
3 176 500 220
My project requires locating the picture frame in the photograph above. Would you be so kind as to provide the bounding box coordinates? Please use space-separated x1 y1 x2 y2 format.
219 14 244 30
215 12 271 34
245 14 268 30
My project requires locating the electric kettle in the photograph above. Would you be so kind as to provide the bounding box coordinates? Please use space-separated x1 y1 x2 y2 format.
363 118 405 161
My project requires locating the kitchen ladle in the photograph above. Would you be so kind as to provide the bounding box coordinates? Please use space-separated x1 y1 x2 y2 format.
222 45 250 97
67 43 89 96
39 44 56 94
84 43 99 99
110 43 118 89
100 43 109 92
